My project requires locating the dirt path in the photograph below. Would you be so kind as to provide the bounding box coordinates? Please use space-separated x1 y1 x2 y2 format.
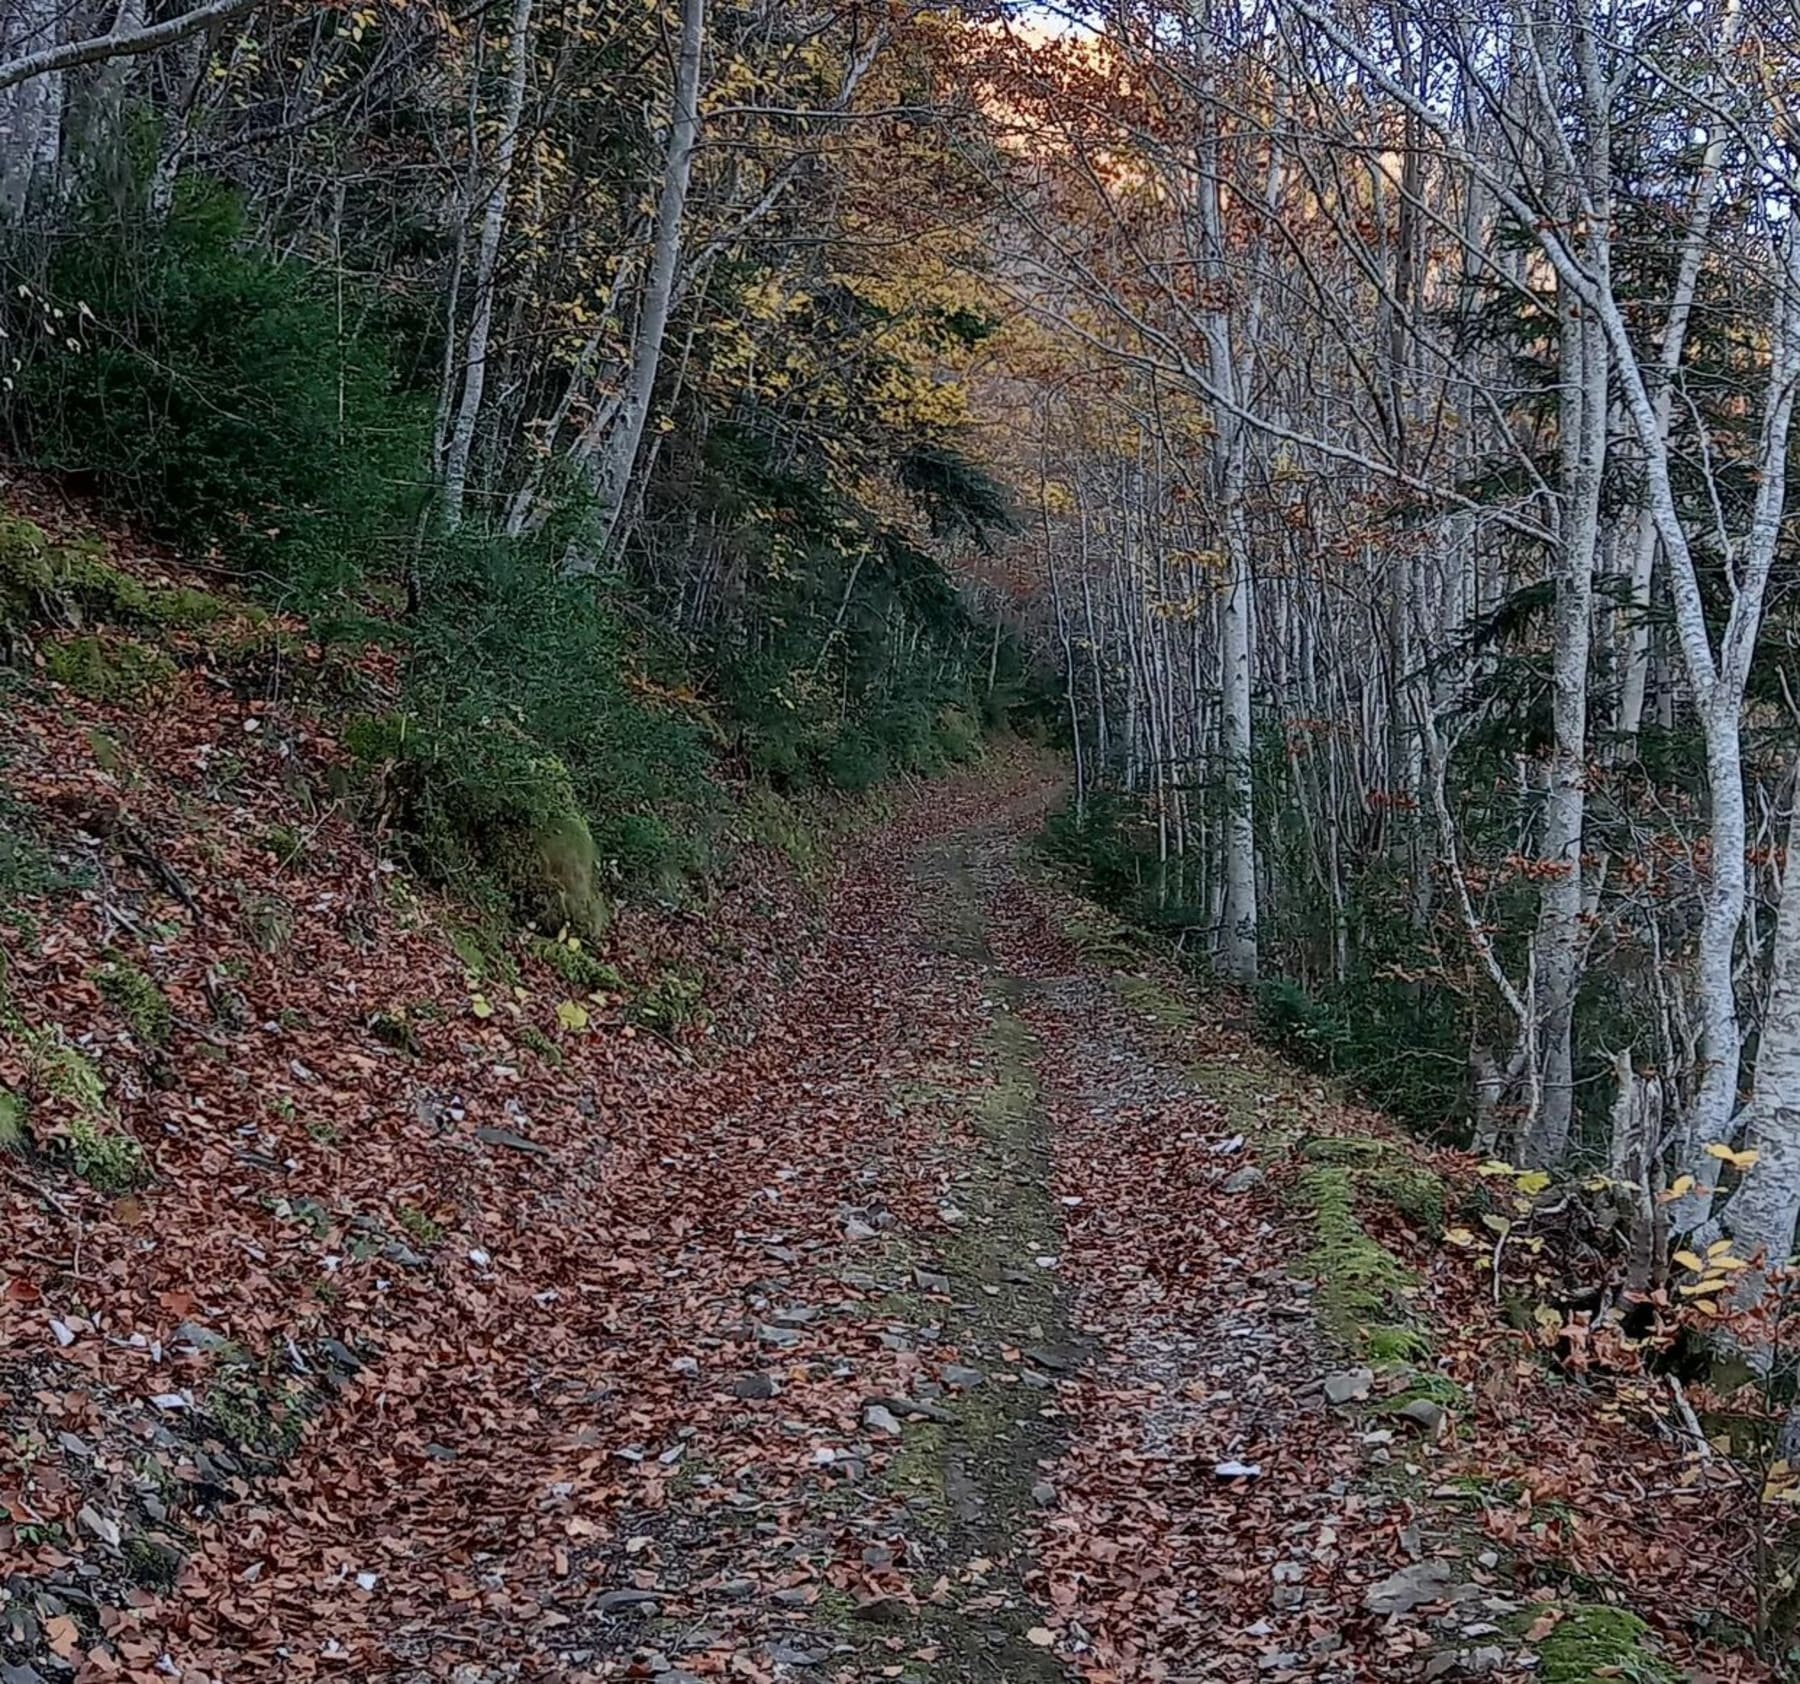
3 776 1502 1684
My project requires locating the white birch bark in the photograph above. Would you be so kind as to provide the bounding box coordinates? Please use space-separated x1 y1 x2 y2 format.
439 0 534 533
565 0 704 572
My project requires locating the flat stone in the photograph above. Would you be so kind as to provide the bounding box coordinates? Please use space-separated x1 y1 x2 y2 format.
474 1125 551 1156
941 1365 986 1390
1399 1399 1448 1435
593 1588 660 1614
912 1267 951 1296
1323 1368 1374 1406
1223 1165 1266 1194
1031 1480 1058 1507
732 1374 777 1400
863 1403 903 1437
1363 1560 1474 1615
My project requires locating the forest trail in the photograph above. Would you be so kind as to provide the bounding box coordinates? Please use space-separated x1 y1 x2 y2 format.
0 704 1747 1684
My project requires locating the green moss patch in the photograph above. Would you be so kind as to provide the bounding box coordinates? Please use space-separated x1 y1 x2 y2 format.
528 933 623 992
1294 1163 1419 1353
1301 1134 1447 1232
95 959 174 1047
1520 1604 1677 1684
43 634 176 704
0 517 252 646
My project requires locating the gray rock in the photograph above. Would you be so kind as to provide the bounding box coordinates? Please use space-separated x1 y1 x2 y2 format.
863 1403 903 1437
1363 1560 1470 1615
1323 1368 1374 1406
593 1588 659 1614
174 1320 233 1353
1399 1399 1448 1435
757 1323 801 1348
843 1218 877 1242
474 1125 551 1156
732 1373 777 1400
912 1267 952 1296
941 1365 986 1390
670 1356 700 1378
1222 1166 1267 1194
1031 1480 1058 1507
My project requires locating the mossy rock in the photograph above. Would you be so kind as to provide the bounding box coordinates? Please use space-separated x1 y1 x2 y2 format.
95 959 174 1047
346 718 611 938
1517 1603 1677 1684
519 808 609 937
1295 1163 1419 1350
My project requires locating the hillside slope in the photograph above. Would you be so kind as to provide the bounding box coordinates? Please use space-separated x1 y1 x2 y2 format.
0 507 1766 1684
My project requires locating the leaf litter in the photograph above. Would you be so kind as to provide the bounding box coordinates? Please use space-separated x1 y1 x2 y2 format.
0 517 1776 1682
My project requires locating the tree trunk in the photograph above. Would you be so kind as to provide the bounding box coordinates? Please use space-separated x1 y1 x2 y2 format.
565 0 705 571
1728 794 1800 1302
439 0 535 533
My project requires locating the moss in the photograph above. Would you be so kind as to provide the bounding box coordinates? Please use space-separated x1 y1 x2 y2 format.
740 785 825 883
1364 1323 1434 1365
263 823 306 866
524 807 609 936
367 1010 422 1055
636 967 706 1034
0 520 253 646
1113 972 1195 1028
68 1113 147 1191
1295 1163 1418 1351
349 718 614 938
528 933 623 992
43 635 176 705
517 1024 563 1066
204 1358 314 1462
1521 1604 1677 1684
122 1535 183 1592
1302 1134 1447 1232
397 1204 444 1246
0 1086 26 1152
95 959 173 1047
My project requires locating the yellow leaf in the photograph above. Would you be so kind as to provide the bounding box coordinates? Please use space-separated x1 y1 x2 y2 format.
1443 1227 1477 1248
1532 1304 1562 1331
1673 1250 1705 1272
555 1000 590 1032
1707 1239 1736 1257
470 993 493 1019
1704 1142 1760 1170
1480 1213 1512 1236
1691 1297 1720 1316
1515 1170 1552 1196
1678 1279 1730 1296
1477 1159 1516 1178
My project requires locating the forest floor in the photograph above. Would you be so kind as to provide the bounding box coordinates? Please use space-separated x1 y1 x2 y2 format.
0 508 1774 1684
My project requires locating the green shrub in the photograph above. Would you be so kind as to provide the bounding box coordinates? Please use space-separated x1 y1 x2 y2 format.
825 731 889 792
1 183 426 591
